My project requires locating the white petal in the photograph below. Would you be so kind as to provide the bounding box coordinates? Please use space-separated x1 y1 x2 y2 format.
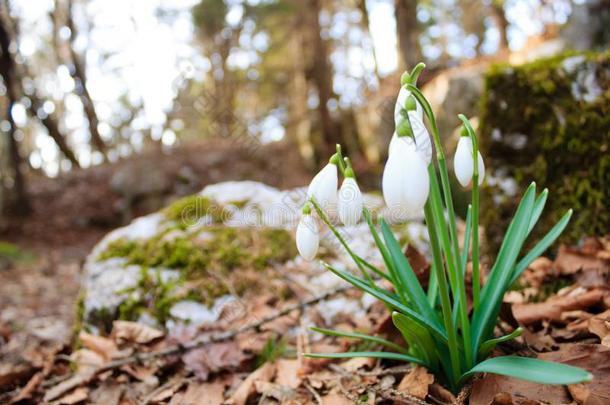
454 136 474 187
296 215 319 261
477 152 485 185
338 178 363 226
394 87 424 125
408 111 432 164
401 148 430 213
383 139 411 210
307 163 338 212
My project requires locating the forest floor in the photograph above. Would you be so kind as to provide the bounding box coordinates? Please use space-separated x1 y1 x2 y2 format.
1 140 609 404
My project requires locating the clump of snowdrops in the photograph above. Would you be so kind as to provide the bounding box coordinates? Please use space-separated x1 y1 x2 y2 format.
296 63 592 392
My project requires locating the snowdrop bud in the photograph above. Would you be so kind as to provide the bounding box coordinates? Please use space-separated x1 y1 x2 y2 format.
296 212 319 261
306 162 338 212
338 177 363 226
454 136 485 187
394 87 423 126
382 140 430 216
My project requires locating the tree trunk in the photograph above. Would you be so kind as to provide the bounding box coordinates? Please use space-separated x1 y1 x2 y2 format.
0 1 80 167
356 0 381 82
489 2 509 51
0 14 29 214
64 0 108 159
307 0 340 156
394 0 422 70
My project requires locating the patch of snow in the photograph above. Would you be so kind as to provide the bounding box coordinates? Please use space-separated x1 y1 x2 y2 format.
168 295 237 328
317 297 367 325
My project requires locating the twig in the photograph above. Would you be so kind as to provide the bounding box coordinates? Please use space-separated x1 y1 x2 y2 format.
372 387 433 405
304 381 323 405
37 283 353 401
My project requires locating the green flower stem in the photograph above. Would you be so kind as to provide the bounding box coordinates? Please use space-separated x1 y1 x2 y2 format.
428 165 473 370
310 198 376 287
458 115 480 309
424 201 460 388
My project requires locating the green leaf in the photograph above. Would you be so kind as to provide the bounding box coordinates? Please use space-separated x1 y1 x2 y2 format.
322 262 448 343
478 327 523 359
380 220 440 325
392 312 438 369
527 189 548 234
310 327 408 354
472 183 536 352
362 209 401 290
509 209 573 286
461 356 592 385
304 351 425 365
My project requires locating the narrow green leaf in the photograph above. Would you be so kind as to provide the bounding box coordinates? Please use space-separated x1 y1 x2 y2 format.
472 183 536 352
461 356 592 385
322 262 448 342
527 189 548 234
509 209 572 286
452 205 472 326
362 209 401 289
380 220 439 323
478 327 523 359
392 312 438 369
311 327 408 354
304 351 425 365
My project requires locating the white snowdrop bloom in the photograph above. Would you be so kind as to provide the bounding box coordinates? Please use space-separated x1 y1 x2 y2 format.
306 162 338 212
338 177 363 226
388 112 432 164
296 214 319 261
454 136 485 187
382 139 430 216
394 87 423 126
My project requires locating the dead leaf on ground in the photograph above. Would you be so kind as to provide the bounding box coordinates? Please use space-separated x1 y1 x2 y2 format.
182 340 247 381
512 288 607 325
51 386 89 405
71 349 105 374
181 380 225 405
275 358 302 389
111 321 164 345
539 344 610 405
229 362 276 405
470 372 571 405
586 309 610 347
340 357 376 372
0 359 35 387
320 392 353 405
78 332 126 361
89 382 123 405
555 245 609 276
427 383 456 404
44 371 95 402
397 365 434 400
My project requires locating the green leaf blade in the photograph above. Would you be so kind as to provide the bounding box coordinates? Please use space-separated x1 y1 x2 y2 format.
304 351 425 365
310 326 408 354
462 356 593 385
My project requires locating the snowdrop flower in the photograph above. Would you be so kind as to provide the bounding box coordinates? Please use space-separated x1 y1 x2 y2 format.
306 161 338 213
382 138 430 216
394 87 423 126
454 135 485 187
296 206 319 261
389 112 432 164
338 170 363 226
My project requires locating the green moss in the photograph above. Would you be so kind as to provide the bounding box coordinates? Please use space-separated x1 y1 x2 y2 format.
162 195 228 229
479 51 610 251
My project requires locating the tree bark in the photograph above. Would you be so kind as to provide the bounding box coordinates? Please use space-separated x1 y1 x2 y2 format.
489 1 509 51
0 13 29 214
394 0 422 70
307 0 340 155
64 0 108 159
0 1 80 167
356 0 381 82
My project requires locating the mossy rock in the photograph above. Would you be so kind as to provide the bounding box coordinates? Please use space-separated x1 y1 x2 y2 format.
479 51 610 252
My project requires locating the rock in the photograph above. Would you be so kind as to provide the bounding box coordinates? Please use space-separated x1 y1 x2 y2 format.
80 181 429 334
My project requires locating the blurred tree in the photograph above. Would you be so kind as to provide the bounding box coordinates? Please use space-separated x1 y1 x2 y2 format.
52 0 109 160
395 0 423 68
489 0 509 51
0 0 80 168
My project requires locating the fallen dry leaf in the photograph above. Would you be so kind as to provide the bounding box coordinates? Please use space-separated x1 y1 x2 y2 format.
586 309 610 347
555 245 609 275
340 357 376 372
51 386 89 405
470 372 571 405
255 380 296 402
78 332 125 361
89 381 123 405
181 380 225 405
71 349 105 374
275 359 302 389
229 362 276 405
44 371 95 402
512 288 607 325
182 340 247 380
111 321 164 345
320 392 353 405
397 365 434 399
539 344 610 405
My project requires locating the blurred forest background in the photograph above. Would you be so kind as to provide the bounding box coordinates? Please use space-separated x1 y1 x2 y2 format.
0 0 608 248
